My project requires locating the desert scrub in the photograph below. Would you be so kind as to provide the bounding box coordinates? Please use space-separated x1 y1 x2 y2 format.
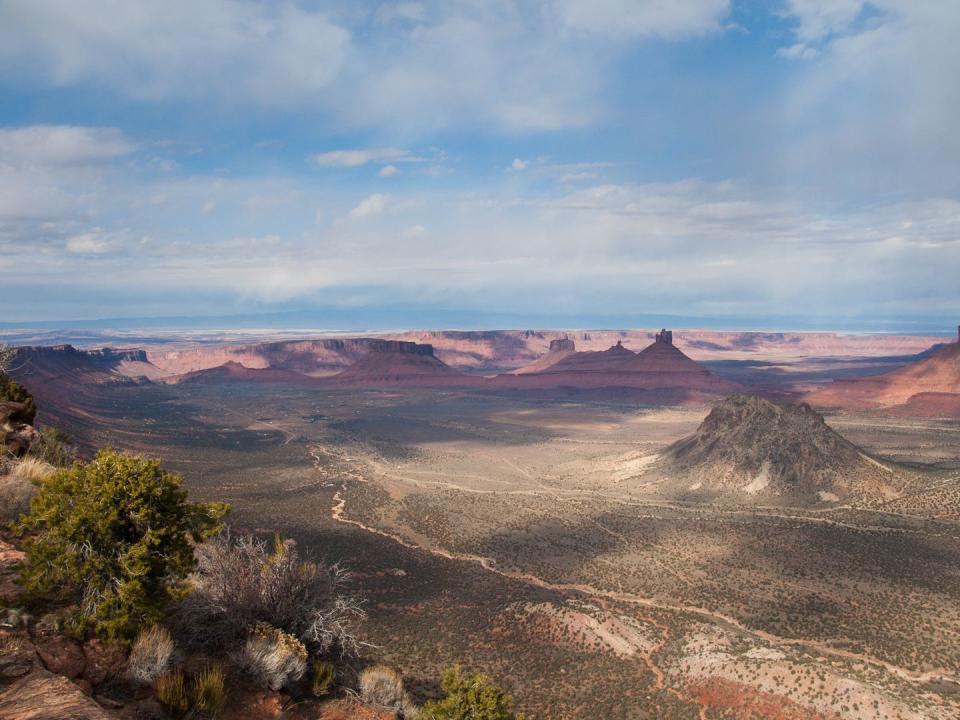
238 623 307 690
311 659 337 697
193 664 226 717
175 532 363 656
28 426 77 468
359 665 409 712
156 669 189 715
127 625 176 685
15 449 228 640
421 665 524 720
1 457 54 523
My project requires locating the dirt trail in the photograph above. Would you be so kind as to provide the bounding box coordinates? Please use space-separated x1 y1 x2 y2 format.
318 446 960 699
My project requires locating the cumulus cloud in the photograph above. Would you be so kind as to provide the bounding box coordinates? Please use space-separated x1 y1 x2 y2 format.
349 193 390 218
511 158 528 170
0 125 134 165
378 164 399 177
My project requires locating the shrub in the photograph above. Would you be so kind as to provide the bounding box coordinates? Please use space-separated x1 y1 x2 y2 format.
175 532 363 656
2 458 53 524
156 669 189 715
311 659 337 697
0 472 36 524
359 665 406 710
237 623 307 690
15 449 228 640
0 372 35 425
28 426 77 468
192 664 226 717
421 665 524 720
127 625 176 685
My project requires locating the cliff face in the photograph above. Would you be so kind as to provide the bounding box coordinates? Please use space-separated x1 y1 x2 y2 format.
367 340 436 356
807 339 960 412
329 342 477 387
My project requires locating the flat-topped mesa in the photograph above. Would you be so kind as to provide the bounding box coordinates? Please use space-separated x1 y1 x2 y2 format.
367 340 436 356
549 338 576 353
655 329 673 345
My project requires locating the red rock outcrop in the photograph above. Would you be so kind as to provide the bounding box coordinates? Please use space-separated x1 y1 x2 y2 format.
807 333 960 413
326 341 479 387
498 332 738 396
1 401 39 458
0 667 115 719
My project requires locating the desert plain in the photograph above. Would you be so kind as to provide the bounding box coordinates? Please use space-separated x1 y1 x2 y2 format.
18 328 956 720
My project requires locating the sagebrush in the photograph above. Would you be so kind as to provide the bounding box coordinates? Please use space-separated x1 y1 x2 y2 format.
127 625 177 685
360 664 417 717
237 623 307 690
175 532 364 656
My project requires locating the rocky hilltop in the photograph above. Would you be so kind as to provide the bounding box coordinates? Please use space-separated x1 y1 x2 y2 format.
807 328 960 415
503 331 738 397
649 395 903 505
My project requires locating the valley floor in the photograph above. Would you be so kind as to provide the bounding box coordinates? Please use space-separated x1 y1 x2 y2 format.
63 382 960 719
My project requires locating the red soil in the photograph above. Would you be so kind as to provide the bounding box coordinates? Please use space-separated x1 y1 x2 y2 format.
689 678 844 720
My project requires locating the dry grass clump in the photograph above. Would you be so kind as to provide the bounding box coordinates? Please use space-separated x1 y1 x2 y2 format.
192 664 226 717
0 459 50 522
237 623 307 691
156 669 189 714
175 532 364 657
127 625 177 685
359 664 417 717
311 659 337 697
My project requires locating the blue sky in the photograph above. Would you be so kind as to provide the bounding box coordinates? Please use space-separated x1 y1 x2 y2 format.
0 1 957 330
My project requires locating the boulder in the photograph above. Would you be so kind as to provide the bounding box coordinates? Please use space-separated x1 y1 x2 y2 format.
0 540 26 603
34 635 86 679
0 401 39 458
0 667 115 719
0 630 35 679
81 639 128 687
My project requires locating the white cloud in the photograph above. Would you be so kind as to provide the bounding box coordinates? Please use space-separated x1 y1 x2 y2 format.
0 125 134 165
776 43 819 60
65 228 127 254
778 1 960 194
553 0 731 39
349 193 390 218
310 148 422 168
782 0 867 42
378 164 399 177
401 224 428 239
375 2 429 25
511 158 528 170
0 1 349 105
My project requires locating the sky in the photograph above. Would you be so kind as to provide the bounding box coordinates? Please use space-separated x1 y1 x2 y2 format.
0 0 958 331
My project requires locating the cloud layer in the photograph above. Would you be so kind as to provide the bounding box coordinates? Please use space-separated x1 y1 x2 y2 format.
0 1 957 325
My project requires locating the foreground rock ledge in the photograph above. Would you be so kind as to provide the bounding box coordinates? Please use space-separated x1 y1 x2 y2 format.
0 667 113 720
